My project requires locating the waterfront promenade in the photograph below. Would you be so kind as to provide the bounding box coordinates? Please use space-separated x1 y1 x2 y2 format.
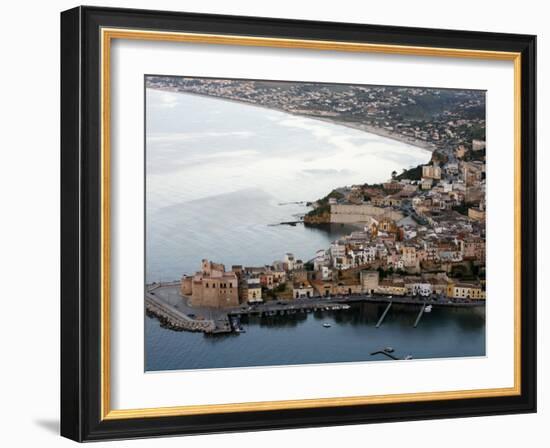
146 282 485 334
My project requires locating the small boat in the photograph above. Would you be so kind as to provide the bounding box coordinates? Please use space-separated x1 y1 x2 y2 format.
404 355 413 360
425 305 432 313
323 323 331 328
384 346 394 353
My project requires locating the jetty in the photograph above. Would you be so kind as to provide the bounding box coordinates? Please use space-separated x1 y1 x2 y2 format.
413 303 427 328
145 284 230 334
376 302 393 328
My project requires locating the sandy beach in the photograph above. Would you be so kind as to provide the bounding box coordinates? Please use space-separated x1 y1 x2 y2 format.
147 86 436 155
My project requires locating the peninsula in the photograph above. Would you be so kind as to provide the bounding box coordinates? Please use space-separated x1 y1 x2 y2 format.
147 143 486 335
145 77 486 336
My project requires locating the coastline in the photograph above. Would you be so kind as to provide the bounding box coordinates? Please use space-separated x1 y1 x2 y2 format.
146 85 433 278
147 86 435 154
310 116 435 153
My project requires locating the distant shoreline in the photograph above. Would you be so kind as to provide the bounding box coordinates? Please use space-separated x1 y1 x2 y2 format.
310 116 435 153
147 86 435 154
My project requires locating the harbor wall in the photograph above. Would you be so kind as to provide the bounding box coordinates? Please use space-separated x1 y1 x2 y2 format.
330 204 404 223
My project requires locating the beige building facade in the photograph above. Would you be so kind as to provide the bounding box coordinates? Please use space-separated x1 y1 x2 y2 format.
360 270 379 294
181 259 239 308
447 282 486 300
422 164 442 180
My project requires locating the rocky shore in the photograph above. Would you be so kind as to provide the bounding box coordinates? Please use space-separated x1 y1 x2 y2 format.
303 210 331 224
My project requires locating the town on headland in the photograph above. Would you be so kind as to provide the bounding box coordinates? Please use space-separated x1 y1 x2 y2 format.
145 76 486 337
146 149 486 335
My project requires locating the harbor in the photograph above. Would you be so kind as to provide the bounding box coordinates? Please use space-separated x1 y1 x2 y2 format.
145 285 485 371
146 282 485 335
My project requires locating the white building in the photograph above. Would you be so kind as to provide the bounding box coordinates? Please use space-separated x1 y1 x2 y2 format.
293 283 314 299
284 253 296 271
313 249 330 271
330 242 346 258
406 282 433 297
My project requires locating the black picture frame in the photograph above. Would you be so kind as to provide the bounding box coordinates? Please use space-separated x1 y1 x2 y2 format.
61 5 536 442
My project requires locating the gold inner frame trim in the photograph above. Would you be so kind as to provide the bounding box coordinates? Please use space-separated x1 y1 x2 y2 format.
100 27 522 421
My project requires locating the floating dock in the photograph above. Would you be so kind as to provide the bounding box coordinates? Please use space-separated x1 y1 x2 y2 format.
413 303 427 328
370 350 400 360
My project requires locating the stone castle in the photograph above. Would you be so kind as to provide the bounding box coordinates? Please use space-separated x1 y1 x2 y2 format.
181 259 239 308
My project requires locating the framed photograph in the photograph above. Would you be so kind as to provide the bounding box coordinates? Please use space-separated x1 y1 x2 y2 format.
60 6 536 441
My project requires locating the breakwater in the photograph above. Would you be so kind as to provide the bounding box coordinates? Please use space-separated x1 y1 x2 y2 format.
145 292 216 333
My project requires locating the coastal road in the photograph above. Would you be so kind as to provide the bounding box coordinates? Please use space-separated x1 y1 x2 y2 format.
148 283 484 320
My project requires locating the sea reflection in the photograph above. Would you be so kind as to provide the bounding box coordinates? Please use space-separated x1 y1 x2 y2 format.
145 302 485 371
